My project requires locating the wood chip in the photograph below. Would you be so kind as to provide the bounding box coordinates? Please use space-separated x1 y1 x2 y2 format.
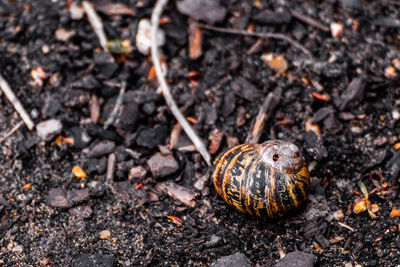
155 181 198 207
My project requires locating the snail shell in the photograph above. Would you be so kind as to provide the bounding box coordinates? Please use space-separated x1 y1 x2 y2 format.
213 140 310 218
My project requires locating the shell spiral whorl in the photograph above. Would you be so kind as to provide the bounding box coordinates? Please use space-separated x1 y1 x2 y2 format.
213 140 310 218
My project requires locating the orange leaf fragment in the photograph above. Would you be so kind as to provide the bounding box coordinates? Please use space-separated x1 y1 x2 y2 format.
148 66 156 80
63 137 74 145
390 208 400 218
186 116 197 124
305 118 321 135
312 92 330 101
167 215 184 226
135 183 144 189
22 183 32 190
262 53 288 74
72 166 87 178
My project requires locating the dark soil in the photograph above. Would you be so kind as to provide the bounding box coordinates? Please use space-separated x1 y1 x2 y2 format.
1 0 400 266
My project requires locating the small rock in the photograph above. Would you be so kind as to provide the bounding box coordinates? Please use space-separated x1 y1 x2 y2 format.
72 254 114 267
69 2 84 20
36 119 62 141
55 28 75 42
311 107 334 123
94 51 118 78
69 127 92 149
115 101 139 131
304 132 328 161
12 245 23 253
0 194 10 208
366 148 387 169
69 205 93 219
112 181 137 202
47 188 71 208
136 124 169 149
176 0 226 25
64 89 91 107
86 124 123 143
67 189 90 203
222 91 235 117
274 251 316 267
83 140 115 158
71 74 100 90
330 22 343 38
205 234 221 248
341 0 363 8
128 166 147 180
337 75 367 111
323 113 343 134
210 252 251 267
301 194 331 221
41 96 61 118
386 150 400 179
231 77 260 101
147 152 179 179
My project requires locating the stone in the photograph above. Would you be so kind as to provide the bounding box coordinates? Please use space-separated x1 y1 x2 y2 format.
147 153 179 179
210 252 251 267
47 188 71 208
36 119 62 141
72 254 114 267
83 140 115 158
274 251 316 267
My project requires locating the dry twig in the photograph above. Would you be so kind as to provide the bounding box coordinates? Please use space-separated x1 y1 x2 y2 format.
196 23 313 58
291 10 330 32
246 87 282 144
151 0 211 166
103 82 126 129
0 73 35 130
0 121 24 143
83 1 108 50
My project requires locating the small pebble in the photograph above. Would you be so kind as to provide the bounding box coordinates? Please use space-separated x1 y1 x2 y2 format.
147 152 179 179
211 252 251 267
274 251 316 267
36 119 62 141
330 22 343 38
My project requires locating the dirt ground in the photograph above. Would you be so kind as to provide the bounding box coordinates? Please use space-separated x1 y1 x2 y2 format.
1 0 400 266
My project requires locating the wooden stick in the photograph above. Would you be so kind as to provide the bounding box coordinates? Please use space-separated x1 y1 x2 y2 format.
151 0 211 166
246 87 282 144
0 74 34 130
291 10 330 32
83 1 108 50
197 23 313 58
0 121 24 143
103 82 126 129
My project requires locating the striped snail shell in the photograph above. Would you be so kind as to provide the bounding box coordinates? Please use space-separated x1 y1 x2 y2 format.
213 140 310 218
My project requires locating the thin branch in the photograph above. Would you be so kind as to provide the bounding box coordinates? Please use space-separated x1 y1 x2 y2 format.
83 1 108 50
246 87 282 144
103 82 126 129
196 23 313 59
291 10 330 32
0 121 24 143
0 74 35 130
151 0 211 166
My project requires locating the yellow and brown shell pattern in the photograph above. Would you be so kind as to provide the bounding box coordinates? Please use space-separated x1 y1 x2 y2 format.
213 140 310 218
